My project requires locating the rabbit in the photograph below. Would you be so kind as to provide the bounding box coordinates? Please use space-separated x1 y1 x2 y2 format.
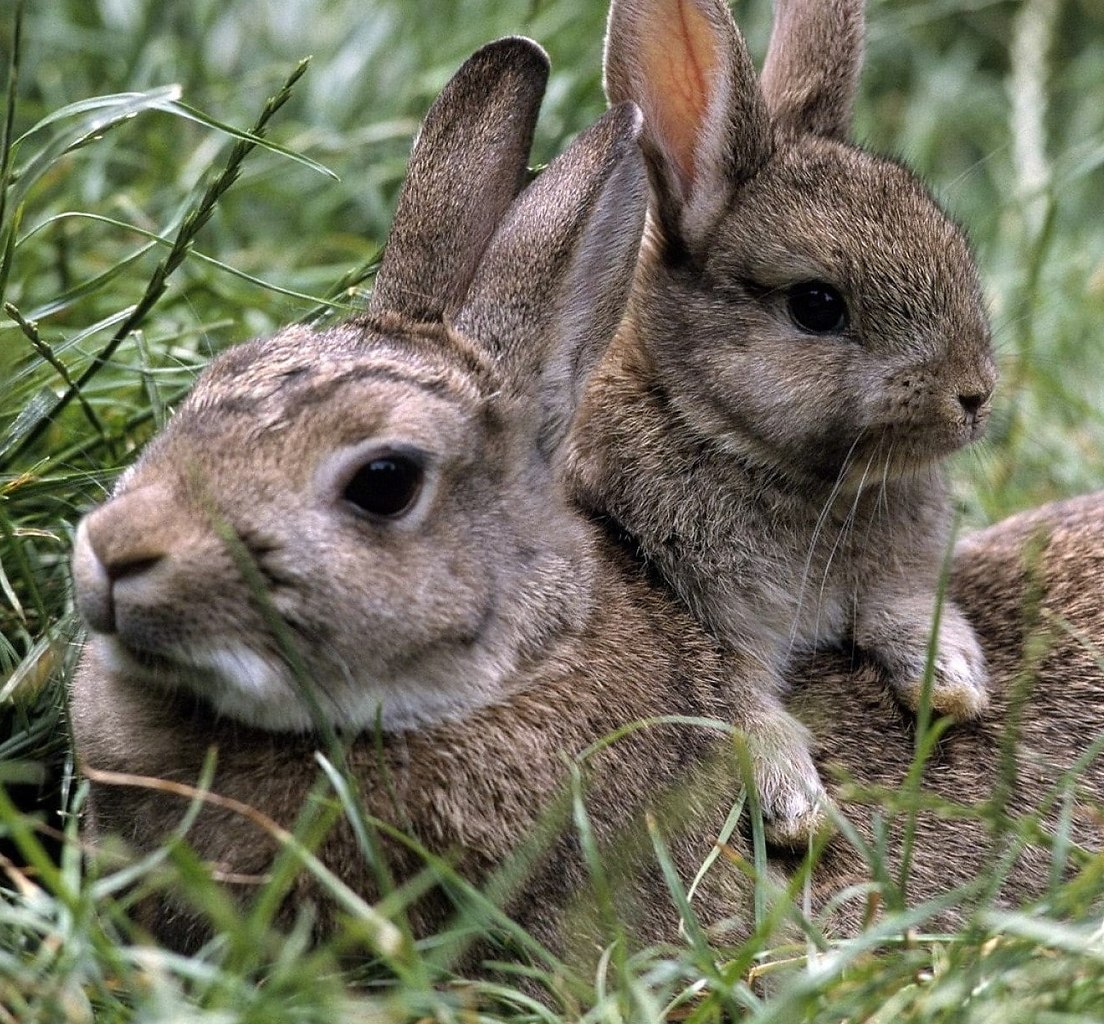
67 37 752 961
567 0 999 846
67 29 1104 981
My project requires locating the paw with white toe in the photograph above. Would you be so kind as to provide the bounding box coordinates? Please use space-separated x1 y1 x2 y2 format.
741 712 833 847
882 603 990 722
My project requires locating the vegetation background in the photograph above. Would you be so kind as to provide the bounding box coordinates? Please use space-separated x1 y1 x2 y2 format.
0 0 1102 1020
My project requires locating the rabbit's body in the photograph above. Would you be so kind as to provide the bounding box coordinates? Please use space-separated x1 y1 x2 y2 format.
568 0 997 843
69 39 750 960
73 526 741 954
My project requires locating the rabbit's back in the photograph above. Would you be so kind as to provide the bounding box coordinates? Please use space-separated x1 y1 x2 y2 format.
790 491 1104 929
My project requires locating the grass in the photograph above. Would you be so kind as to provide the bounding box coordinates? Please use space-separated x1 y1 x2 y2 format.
1 0 1103 1019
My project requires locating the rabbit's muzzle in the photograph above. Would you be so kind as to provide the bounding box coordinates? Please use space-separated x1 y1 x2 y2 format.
70 483 318 730
877 355 996 460
73 484 178 639
71 482 238 670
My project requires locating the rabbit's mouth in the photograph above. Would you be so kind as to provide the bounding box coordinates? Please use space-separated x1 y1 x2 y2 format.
851 440 960 483
854 404 990 474
91 633 319 730
893 420 988 467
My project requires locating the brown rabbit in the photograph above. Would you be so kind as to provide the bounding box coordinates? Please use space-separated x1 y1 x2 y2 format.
568 0 998 845
68 38 750 959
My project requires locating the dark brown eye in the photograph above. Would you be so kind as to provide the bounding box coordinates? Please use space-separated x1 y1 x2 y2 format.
787 281 849 334
343 455 423 519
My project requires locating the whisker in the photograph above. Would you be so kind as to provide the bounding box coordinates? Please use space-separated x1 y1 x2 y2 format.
877 439 895 522
814 444 880 643
788 430 867 656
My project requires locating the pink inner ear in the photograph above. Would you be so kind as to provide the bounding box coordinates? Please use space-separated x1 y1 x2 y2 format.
638 0 720 195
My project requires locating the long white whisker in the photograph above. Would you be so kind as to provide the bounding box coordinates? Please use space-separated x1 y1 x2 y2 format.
788 430 867 655
815 444 879 643
874 436 892 523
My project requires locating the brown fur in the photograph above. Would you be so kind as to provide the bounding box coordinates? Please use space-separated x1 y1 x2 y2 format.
796 492 1104 928
66 31 1104 986
68 38 752 963
73 541 746 958
569 0 998 843
73 483 1104 959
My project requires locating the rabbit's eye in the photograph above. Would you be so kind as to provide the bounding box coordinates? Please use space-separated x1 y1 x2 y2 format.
343 455 424 519
786 282 849 334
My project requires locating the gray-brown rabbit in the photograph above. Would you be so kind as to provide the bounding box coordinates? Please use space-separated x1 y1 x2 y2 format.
67 28 1104 987
68 38 749 961
568 0 998 844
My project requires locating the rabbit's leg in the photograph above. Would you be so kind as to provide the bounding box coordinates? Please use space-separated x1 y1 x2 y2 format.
727 652 831 846
855 594 989 721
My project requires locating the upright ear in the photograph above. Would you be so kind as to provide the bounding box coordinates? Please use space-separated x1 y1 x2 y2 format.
603 0 772 253
453 103 647 457
369 38 548 322
760 0 864 140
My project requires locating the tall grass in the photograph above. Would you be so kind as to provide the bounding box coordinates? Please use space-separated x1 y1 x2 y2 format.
1 0 1103 1019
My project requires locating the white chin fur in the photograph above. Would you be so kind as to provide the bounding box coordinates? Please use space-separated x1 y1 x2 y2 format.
189 644 313 730
93 636 515 735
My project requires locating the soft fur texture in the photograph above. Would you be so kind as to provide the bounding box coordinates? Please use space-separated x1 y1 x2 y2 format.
568 0 998 843
67 27 1104 986
74 551 745 959
74 474 1104 958
69 38 751 960
794 492 1104 928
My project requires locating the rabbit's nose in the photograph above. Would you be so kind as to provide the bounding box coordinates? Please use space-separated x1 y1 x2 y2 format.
957 388 992 426
958 392 984 417
71 484 175 634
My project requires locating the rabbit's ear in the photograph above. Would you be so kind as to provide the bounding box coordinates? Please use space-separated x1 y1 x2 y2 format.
453 103 647 457
603 0 772 253
369 38 548 323
760 0 864 140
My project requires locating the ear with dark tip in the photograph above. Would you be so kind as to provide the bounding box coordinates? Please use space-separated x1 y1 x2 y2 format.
369 37 549 323
760 0 865 140
453 102 647 458
602 0 772 254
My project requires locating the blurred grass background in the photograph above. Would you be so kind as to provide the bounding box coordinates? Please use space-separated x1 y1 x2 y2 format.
1 0 1103 1019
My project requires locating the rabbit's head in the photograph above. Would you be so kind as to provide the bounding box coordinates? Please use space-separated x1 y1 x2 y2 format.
603 0 997 486
71 39 647 734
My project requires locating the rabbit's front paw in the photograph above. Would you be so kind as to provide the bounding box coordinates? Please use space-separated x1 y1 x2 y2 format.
889 608 989 721
742 716 831 847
